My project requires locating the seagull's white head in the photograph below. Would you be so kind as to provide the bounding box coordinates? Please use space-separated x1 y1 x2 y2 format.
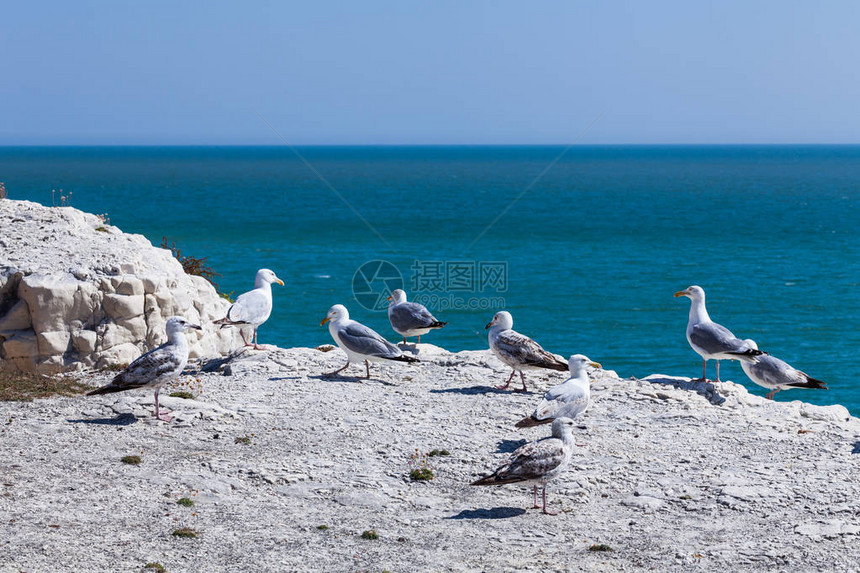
674 285 705 301
320 304 349 326
485 310 513 330
256 268 284 288
551 416 577 438
743 339 759 351
569 354 601 376
165 316 202 336
387 289 407 305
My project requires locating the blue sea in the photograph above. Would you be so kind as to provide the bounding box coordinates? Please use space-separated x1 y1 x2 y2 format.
2 146 858 413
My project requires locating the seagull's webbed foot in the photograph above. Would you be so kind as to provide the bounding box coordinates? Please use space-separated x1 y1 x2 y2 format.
155 410 173 422
496 370 516 390
325 361 350 378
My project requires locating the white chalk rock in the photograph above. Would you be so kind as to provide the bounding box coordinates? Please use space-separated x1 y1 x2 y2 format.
0 199 244 372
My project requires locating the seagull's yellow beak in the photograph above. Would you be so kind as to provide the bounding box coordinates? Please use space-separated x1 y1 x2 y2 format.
387 295 392 301
673 290 687 298
275 278 284 286
589 361 602 369
320 317 331 326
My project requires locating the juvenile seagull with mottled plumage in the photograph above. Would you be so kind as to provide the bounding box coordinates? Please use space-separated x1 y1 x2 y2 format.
674 285 764 382
472 417 577 515
486 311 568 392
214 268 284 350
387 289 447 344
740 339 827 400
321 304 419 379
516 354 601 428
87 316 201 422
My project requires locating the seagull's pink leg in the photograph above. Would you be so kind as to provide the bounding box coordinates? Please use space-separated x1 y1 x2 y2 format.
325 361 350 377
496 370 516 390
154 389 172 422
532 485 540 509
766 388 780 400
715 360 721 382
541 486 558 515
514 371 528 393
699 358 708 382
240 329 253 347
417 335 421 343
252 328 266 350
364 360 371 379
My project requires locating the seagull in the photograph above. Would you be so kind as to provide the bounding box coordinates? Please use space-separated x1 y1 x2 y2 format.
740 339 827 400
485 311 568 392
86 316 202 422
320 304 419 378
387 289 447 344
674 285 764 382
214 268 284 350
471 417 577 515
516 355 601 428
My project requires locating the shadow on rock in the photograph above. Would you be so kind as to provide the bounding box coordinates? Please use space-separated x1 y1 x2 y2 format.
307 374 395 386
643 375 726 406
496 438 528 453
429 385 509 396
852 442 860 454
68 412 138 426
447 507 527 520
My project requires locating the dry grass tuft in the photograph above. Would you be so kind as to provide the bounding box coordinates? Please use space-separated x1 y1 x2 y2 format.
0 370 89 402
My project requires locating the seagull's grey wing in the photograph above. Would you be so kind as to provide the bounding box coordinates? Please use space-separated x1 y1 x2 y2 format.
339 322 402 358
536 383 588 420
689 321 749 355
496 330 567 369
226 288 270 325
93 344 183 393
747 355 809 388
502 437 567 481
389 302 440 331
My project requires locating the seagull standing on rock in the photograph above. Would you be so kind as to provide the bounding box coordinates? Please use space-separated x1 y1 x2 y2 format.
86 316 201 422
516 355 601 428
740 339 827 400
387 288 447 344
486 311 568 392
321 304 419 379
674 285 764 382
472 417 577 515
214 268 283 350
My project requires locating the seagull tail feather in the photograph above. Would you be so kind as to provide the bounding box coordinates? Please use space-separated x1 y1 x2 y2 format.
792 375 827 390
515 415 552 428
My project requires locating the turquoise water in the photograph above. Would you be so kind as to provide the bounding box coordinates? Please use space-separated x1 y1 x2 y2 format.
2 146 858 413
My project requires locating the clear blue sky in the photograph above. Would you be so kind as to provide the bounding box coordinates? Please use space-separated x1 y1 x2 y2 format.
2 1 858 145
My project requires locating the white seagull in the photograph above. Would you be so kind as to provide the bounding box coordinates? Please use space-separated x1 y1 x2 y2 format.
740 339 827 400
214 268 284 350
516 354 601 428
471 417 577 515
486 311 568 392
86 316 202 422
387 289 447 344
320 304 419 378
674 285 763 382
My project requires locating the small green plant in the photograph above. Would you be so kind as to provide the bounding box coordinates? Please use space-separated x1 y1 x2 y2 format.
169 391 194 400
409 449 435 481
95 226 108 232
317 525 329 531
428 449 450 457
143 563 166 572
235 436 251 445
160 238 223 293
361 530 379 540
172 528 198 539
121 455 142 465
589 544 613 552
219 291 236 303
176 497 195 507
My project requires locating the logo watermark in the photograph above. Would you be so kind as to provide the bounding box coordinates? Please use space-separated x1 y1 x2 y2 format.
352 259 507 311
